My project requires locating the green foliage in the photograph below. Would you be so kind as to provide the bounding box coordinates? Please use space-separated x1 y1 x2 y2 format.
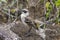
55 0 60 7
56 14 60 24
36 23 40 28
58 9 60 23
45 2 50 8
55 8 60 24
52 0 57 3
0 0 7 2
45 2 52 20
45 12 49 20
54 0 60 24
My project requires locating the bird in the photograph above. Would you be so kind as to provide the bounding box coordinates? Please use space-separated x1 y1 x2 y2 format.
20 8 40 36
20 9 29 25
20 9 46 40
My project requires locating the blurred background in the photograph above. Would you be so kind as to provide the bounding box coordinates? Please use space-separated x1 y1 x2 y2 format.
0 0 60 40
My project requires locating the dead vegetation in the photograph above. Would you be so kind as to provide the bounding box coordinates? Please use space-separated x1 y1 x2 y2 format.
0 0 60 40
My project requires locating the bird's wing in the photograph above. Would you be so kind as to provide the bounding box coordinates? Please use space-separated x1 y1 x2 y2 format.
25 17 45 29
25 17 39 30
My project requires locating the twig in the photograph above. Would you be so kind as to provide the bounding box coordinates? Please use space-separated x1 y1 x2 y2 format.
0 21 21 40
8 9 11 23
26 16 57 26
35 0 41 6
1 8 15 18
9 0 17 7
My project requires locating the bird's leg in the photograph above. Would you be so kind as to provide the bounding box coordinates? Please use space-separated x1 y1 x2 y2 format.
24 26 32 37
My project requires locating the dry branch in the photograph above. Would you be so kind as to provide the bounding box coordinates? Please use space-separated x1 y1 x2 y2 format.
26 16 56 25
0 20 22 40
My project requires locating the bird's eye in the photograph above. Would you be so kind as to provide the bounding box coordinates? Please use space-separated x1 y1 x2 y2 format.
23 10 27 13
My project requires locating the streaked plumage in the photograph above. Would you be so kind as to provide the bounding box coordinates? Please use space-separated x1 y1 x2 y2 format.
20 9 46 40
20 9 39 30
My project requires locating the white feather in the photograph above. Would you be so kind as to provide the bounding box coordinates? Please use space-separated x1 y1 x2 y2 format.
21 9 29 25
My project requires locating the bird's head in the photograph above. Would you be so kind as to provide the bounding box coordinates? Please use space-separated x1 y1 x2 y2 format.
21 9 29 19
20 8 29 25
21 9 29 17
